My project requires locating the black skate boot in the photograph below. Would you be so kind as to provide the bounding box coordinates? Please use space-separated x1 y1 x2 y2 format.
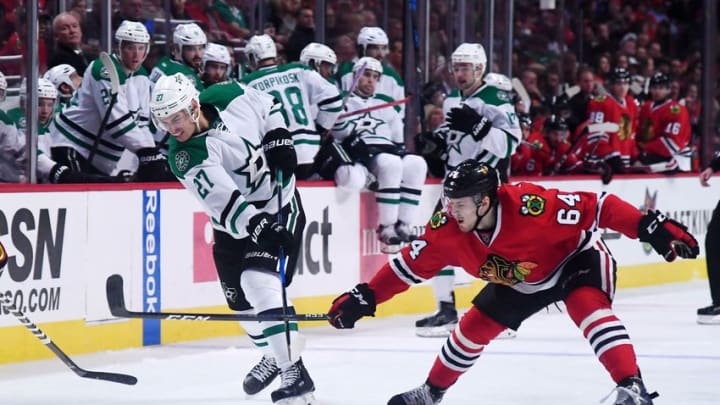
610 376 658 405
415 295 458 337
387 382 445 405
378 224 402 253
696 304 720 325
270 358 316 404
243 355 279 395
395 220 418 243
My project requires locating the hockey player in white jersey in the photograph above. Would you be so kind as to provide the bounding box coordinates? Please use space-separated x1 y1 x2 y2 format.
50 20 174 181
150 73 315 404
332 57 427 252
299 42 337 82
200 43 232 87
43 64 82 106
242 34 343 179
149 22 206 91
414 43 521 337
336 27 405 114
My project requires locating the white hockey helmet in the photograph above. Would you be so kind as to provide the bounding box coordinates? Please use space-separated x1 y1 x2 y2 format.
483 72 512 91
115 20 151 45
43 64 78 92
353 56 383 75
0 71 6 101
202 43 231 67
37 78 58 100
150 73 200 131
451 43 487 72
358 27 389 47
300 42 337 67
245 34 277 66
173 23 207 47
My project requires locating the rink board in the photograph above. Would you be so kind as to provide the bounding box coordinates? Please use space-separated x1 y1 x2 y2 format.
0 174 716 363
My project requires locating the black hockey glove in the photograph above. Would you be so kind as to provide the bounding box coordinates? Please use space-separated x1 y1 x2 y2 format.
247 212 295 253
136 147 177 182
638 210 699 262
447 104 492 141
262 128 297 179
328 283 376 329
341 132 371 165
49 164 132 184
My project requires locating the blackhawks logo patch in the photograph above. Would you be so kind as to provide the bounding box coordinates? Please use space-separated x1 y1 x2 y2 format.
174 150 190 173
429 211 448 229
478 254 538 286
520 194 545 216
670 104 681 115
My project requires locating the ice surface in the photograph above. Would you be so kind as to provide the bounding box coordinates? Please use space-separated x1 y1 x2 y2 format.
0 281 718 404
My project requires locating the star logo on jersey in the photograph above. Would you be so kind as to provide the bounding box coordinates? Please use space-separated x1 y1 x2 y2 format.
444 128 470 155
233 137 269 193
175 150 190 172
349 112 385 136
519 194 545 216
478 254 538 286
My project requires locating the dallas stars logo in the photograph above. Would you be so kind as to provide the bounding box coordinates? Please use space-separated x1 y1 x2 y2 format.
349 112 384 136
233 137 269 193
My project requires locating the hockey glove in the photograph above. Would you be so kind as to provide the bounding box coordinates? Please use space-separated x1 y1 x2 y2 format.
136 147 177 182
49 164 133 184
247 213 295 253
262 128 297 178
328 283 376 329
638 210 699 262
447 104 492 142
341 132 371 165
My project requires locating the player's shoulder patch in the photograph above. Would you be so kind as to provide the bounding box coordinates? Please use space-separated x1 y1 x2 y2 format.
429 211 449 229
519 194 545 216
168 135 209 179
592 94 607 102
669 104 681 115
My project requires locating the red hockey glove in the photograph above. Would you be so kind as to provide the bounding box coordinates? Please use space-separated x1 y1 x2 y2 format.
0 239 6 269
638 210 699 262
328 283 376 329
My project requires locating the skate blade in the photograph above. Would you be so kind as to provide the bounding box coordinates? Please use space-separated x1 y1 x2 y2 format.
415 324 457 338
697 315 720 325
496 329 517 339
274 392 317 405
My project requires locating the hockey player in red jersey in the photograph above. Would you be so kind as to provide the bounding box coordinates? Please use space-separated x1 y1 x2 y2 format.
636 72 692 172
586 67 639 174
328 160 699 405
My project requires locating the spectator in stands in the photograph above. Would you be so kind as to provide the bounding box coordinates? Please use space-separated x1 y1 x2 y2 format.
568 67 596 134
211 0 250 39
0 7 48 75
70 0 101 60
49 12 89 75
112 0 152 34
286 7 315 62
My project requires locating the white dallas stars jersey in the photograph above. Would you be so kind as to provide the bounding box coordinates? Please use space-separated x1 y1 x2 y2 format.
50 54 154 175
241 62 342 164
439 83 521 171
331 92 403 146
168 81 295 239
337 60 405 115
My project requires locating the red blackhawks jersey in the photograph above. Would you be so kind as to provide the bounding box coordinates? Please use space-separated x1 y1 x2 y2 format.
586 94 639 163
637 99 691 166
368 182 643 303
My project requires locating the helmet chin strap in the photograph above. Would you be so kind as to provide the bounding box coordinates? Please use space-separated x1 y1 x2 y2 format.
473 196 496 231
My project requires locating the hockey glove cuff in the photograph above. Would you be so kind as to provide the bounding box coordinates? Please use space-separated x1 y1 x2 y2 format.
247 213 295 253
447 104 492 142
262 128 297 178
328 283 376 329
638 210 699 262
136 147 176 182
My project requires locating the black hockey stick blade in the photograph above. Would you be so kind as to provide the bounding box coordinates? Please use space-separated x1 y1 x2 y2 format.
76 367 138 385
106 274 329 322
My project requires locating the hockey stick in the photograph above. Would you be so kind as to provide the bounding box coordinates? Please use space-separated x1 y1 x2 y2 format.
337 96 412 120
321 61 367 141
511 78 531 114
276 168 292 360
0 261 137 385
105 274 329 321
87 52 120 166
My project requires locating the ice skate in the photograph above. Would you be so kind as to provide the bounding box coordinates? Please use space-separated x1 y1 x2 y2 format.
270 358 316 404
602 376 658 405
496 329 517 339
415 301 457 338
395 220 418 243
696 304 720 325
387 383 445 405
378 224 402 254
243 355 279 395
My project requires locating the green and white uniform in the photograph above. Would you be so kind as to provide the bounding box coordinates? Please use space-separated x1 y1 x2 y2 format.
440 83 521 172
337 60 405 114
241 62 342 165
50 54 154 175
